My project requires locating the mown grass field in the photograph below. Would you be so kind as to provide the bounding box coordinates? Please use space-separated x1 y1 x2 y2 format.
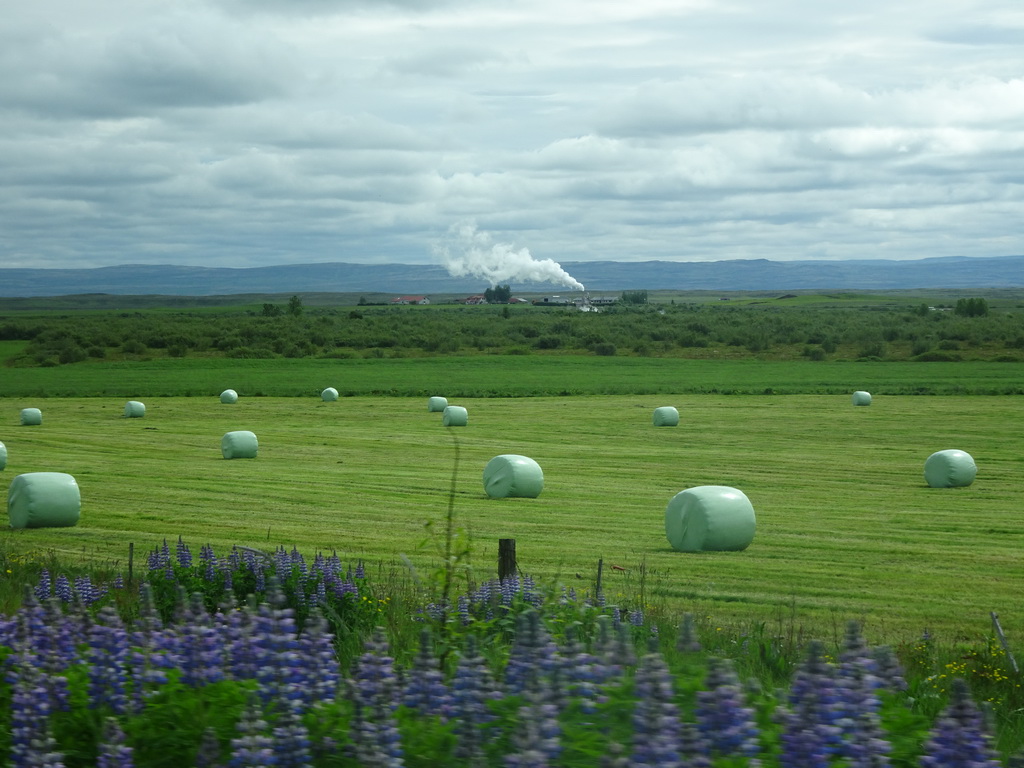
3 355 1024 398
2 392 1022 646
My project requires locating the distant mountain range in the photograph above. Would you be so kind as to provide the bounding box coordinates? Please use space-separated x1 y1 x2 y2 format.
1 255 1022 297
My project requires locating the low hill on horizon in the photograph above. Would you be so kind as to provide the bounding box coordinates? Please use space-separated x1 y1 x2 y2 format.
1 255 1022 297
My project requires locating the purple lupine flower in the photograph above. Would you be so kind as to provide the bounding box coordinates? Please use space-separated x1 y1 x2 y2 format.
97 718 134 768
250 582 305 713
8 658 51 768
599 619 637 679
451 635 503 762
178 593 226 688
776 640 843 768
112 574 124 590
199 544 218 582
128 584 170 712
195 728 222 768
272 704 313 768
347 630 404 767
87 605 130 714
676 612 702 653
505 611 561 697
695 657 760 759
229 701 276 768
347 698 406 768
920 678 1001 768
54 574 73 603
628 608 644 627
295 609 340 706
402 630 450 717
559 624 606 712
679 721 713 768
176 536 193 569
15 591 73 713
836 622 892 767
505 688 561 768
224 601 259 682
75 574 107 606
629 639 682 767
508 670 562 767
35 569 53 600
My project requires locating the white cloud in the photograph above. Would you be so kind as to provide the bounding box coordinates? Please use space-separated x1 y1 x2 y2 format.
1 0 1023 270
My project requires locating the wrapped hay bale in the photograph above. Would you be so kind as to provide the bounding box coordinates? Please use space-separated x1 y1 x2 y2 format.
442 405 468 426
665 485 756 552
124 400 146 418
222 430 258 459
220 389 239 404
924 449 976 488
321 387 339 402
852 391 872 406
0 441 6 471
20 408 42 426
484 455 544 499
653 406 680 426
428 396 448 412
8 472 81 529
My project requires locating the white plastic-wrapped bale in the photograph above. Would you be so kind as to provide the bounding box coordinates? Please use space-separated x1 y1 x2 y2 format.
124 400 146 418
483 455 544 499
428 396 448 412
442 405 468 426
0 441 6 471
222 430 258 459
321 387 339 402
8 472 81 529
852 391 872 406
20 408 42 426
924 449 977 488
653 406 680 426
220 389 239 404
665 485 756 552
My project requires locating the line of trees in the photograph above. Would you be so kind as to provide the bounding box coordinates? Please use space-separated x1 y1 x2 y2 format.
3 298 1022 367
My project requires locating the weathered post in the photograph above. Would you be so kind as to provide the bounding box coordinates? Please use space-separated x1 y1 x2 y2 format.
498 538 517 580
128 542 134 586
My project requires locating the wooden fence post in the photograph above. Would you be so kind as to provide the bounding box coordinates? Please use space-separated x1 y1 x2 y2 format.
498 538 517 580
128 542 134 586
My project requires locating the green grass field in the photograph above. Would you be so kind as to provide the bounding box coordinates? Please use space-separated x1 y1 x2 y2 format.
3 355 1024 398
2 392 1022 646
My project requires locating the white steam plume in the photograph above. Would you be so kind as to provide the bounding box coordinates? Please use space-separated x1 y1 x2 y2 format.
436 222 585 291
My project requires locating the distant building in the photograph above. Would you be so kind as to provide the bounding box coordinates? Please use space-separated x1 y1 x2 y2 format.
460 295 487 305
391 296 430 305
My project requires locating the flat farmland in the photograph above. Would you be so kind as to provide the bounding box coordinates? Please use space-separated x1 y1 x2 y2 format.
2 393 1021 644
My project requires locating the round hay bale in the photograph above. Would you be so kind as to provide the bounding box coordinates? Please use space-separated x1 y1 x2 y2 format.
428 396 448 412
20 408 42 426
653 406 680 426
124 400 146 418
665 485 756 552
0 441 6 471
321 387 339 402
222 430 258 459
852 391 872 406
442 405 468 427
8 472 81 529
220 389 239 404
483 455 544 499
924 449 976 488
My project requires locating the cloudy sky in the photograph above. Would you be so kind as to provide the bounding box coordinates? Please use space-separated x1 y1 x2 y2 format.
3 0 1024 272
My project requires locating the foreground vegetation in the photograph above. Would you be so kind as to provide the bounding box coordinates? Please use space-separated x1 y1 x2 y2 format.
2 537 1022 766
